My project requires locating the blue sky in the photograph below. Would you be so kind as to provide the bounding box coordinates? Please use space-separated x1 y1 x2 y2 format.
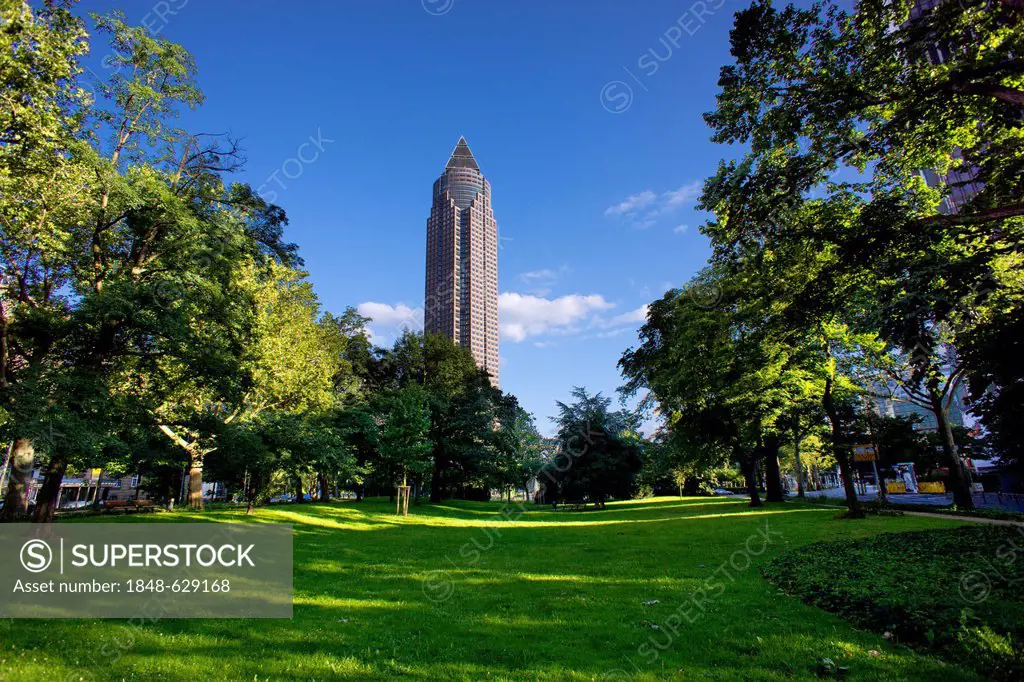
79 0 744 434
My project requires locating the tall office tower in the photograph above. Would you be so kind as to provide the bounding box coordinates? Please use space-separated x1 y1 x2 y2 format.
908 0 985 213
424 137 500 386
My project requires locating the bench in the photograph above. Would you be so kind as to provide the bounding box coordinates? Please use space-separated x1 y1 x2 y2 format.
102 499 155 510
555 503 588 512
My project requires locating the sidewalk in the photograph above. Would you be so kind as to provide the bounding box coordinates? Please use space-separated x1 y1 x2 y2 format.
899 510 1024 527
809 486 1024 514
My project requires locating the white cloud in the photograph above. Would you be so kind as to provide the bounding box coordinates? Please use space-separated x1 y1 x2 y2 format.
580 304 650 341
356 302 424 347
604 190 656 217
674 223 689 234
596 327 632 339
499 292 614 342
605 181 702 228
519 268 557 282
533 341 556 349
356 302 420 327
517 265 571 295
661 181 701 210
365 327 387 346
607 304 649 327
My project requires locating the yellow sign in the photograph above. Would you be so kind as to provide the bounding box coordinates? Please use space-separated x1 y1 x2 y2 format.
919 481 945 494
887 481 907 494
853 444 876 462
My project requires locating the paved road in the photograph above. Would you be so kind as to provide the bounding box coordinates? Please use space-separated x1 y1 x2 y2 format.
807 486 1024 513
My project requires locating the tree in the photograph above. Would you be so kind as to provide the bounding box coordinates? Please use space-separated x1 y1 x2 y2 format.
700 0 1024 509
152 262 355 509
548 388 642 508
0 0 91 519
335 401 379 501
372 331 497 502
372 384 431 492
621 267 825 508
957 277 1024 478
491 397 544 501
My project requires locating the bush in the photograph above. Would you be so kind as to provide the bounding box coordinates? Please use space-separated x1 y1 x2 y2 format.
763 526 1024 680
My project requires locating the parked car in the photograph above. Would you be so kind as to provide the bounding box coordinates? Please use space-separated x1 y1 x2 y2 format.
713 488 736 496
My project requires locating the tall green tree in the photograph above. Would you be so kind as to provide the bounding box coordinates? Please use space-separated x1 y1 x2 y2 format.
548 388 642 508
152 262 354 509
491 396 544 501
2 7 301 519
371 331 497 502
701 0 1024 507
372 384 431 491
0 0 92 519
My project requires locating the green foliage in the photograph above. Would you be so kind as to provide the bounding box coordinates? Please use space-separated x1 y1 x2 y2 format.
371 384 431 487
620 266 852 507
699 0 1024 508
490 396 544 497
0 4 434 515
764 526 1024 680
548 387 643 506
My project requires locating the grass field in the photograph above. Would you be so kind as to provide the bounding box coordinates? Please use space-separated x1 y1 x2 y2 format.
0 497 983 681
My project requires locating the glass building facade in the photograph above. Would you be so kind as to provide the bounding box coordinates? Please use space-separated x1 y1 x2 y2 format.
424 138 500 386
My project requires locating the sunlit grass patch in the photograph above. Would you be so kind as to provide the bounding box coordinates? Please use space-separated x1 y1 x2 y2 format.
0 496 988 681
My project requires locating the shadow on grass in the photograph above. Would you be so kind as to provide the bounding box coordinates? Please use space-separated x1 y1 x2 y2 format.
2 497 985 681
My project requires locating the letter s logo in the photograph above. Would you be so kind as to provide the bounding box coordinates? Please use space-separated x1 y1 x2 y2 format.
20 539 53 573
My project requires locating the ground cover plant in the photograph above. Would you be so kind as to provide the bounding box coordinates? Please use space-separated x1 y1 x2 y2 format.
764 525 1024 680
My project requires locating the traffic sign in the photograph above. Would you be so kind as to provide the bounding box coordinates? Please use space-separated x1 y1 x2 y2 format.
853 444 876 462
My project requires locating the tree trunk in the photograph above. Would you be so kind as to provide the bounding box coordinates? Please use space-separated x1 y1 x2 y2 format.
763 434 784 503
822 375 862 518
0 438 34 520
318 473 330 503
929 390 974 509
32 455 69 524
874 460 888 503
293 476 305 503
740 452 763 508
793 426 805 498
186 454 204 510
429 451 444 503
245 474 258 516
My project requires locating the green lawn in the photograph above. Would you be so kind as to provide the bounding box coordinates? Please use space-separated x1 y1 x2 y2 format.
0 497 983 681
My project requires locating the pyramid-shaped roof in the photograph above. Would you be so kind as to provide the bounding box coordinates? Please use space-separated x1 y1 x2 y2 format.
445 136 480 171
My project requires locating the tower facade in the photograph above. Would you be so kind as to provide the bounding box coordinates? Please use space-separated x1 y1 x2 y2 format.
424 137 500 386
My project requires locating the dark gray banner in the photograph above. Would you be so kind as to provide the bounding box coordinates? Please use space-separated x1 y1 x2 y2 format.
0 523 292 618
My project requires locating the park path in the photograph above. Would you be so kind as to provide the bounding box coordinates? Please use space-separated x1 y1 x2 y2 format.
900 510 1024 527
800 498 1024 527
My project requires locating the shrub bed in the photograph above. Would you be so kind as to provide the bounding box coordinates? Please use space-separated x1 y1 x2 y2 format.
763 526 1024 680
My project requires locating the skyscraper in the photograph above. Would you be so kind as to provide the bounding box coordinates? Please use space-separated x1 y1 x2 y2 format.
424 137 500 386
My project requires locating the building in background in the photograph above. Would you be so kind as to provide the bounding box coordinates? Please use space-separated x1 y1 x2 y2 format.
872 375 969 432
424 137 500 386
